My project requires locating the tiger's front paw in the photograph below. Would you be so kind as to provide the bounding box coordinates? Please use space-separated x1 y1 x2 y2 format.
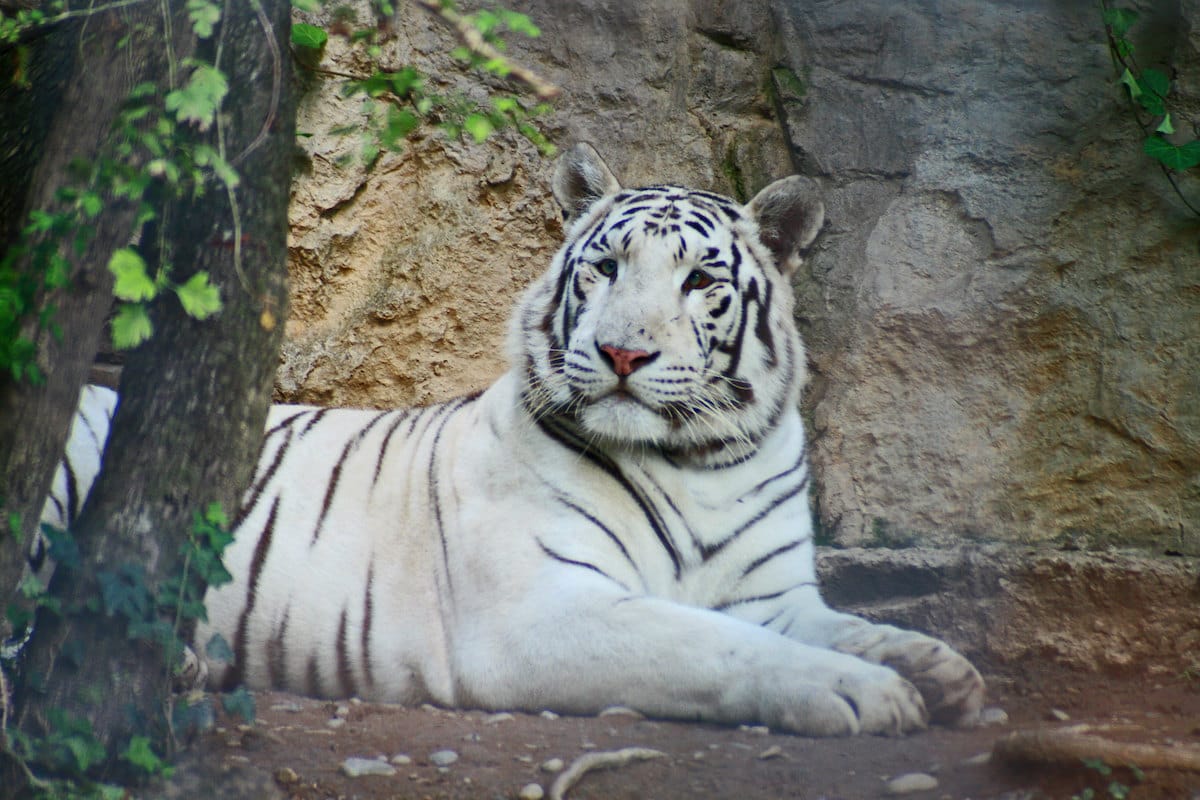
775 660 927 737
836 625 984 727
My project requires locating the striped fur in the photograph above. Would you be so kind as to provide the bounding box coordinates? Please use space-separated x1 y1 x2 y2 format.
44 145 984 736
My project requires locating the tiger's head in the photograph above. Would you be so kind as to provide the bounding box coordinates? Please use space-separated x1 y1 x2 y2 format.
513 144 825 465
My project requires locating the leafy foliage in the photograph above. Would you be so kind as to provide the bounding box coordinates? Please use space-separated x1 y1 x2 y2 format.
1102 3 1200 215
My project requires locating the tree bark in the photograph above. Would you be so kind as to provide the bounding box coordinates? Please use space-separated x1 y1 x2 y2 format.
11 0 294 784
0 6 172 635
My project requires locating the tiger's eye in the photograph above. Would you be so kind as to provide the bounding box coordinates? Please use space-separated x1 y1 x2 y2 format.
683 270 714 291
595 259 618 278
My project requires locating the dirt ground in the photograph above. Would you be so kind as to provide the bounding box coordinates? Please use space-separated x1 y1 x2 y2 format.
164 662 1200 800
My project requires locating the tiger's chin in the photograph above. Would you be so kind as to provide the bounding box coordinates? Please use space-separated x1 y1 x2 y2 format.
577 394 673 449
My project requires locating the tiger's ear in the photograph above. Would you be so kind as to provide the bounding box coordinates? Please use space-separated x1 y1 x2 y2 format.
552 143 622 223
745 176 825 278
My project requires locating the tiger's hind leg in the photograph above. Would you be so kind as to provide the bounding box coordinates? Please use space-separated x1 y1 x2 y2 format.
780 608 985 727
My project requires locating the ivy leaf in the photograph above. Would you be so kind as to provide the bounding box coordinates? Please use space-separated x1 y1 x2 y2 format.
205 632 235 662
1102 7 1138 38
108 248 157 301
185 0 221 38
291 22 328 50
1143 136 1200 171
112 303 154 349
1136 68 1169 115
463 113 494 143
1119 68 1141 100
121 735 172 777
175 272 222 319
194 144 240 189
1157 113 1175 135
165 63 228 131
222 687 257 722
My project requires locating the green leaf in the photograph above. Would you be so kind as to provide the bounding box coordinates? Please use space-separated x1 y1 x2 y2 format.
112 303 154 349
1137 68 1169 115
1102 7 1138 38
1119 68 1140 100
79 191 103 218
194 144 241 189
175 272 222 319
205 632 235 662
164 63 228 131
1143 136 1200 171
292 22 328 50
108 248 157 301
463 113 494 142
381 106 419 150
1157 113 1175 135
121 735 172 776
222 687 256 722
185 0 221 38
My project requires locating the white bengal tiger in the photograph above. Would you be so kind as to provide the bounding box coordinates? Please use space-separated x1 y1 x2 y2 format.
44 144 984 736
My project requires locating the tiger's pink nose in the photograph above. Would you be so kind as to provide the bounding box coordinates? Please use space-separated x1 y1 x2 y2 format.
598 344 658 377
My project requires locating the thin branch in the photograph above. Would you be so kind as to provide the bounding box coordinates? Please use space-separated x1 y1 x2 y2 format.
414 0 560 101
229 0 281 168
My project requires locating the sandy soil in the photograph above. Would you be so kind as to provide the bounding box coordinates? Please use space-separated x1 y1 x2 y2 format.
166 662 1200 800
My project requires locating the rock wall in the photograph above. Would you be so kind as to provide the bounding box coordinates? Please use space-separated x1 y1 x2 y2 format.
283 0 1200 552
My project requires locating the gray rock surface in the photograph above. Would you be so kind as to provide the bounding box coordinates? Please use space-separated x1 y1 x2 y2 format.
284 0 1200 551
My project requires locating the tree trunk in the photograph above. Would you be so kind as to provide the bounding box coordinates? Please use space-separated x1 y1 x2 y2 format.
11 0 294 784
0 7 173 636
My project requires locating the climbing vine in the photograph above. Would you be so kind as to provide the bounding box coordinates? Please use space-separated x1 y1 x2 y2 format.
1102 2 1200 217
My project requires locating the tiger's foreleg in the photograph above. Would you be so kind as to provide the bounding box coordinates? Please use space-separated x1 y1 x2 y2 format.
454 578 928 737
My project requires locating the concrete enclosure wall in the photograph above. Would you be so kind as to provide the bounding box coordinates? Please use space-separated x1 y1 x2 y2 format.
282 0 1200 553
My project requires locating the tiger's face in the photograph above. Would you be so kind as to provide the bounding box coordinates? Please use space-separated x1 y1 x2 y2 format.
515 145 825 465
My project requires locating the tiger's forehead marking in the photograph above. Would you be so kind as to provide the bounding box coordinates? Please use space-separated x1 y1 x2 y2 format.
574 185 748 274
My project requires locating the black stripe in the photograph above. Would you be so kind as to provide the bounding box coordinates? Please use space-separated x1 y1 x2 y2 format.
537 540 629 591
298 408 330 436
701 474 810 561
233 426 294 529
336 606 358 697
268 605 290 687
753 280 776 366
306 653 321 697
311 411 392 546
554 496 640 577
264 408 310 438
428 397 478 602
225 494 281 690
712 580 817 611
63 461 79 525
536 417 681 577
740 538 805 579
372 410 412 490
361 562 376 692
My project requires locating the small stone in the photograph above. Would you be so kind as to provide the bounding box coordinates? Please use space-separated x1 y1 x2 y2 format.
1048 708 1071 722
341 757 397 778
757 745 784 760
274 767 299 784
598 706 645 719
519 783 545 800
429 749 459 767
335 704 350 718
540 758 564 773
539 710 560 720
960 752 991 767
269 702 303 713
738 724 770 736
350 697 363 705
485 712 515 725
692 751 706 760
462 732 482 743
390 754 412 765
980 707 1009 727
326 718 346 729
885 772 939 795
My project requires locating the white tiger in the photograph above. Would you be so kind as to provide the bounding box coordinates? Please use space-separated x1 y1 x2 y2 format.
44 144 984 736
